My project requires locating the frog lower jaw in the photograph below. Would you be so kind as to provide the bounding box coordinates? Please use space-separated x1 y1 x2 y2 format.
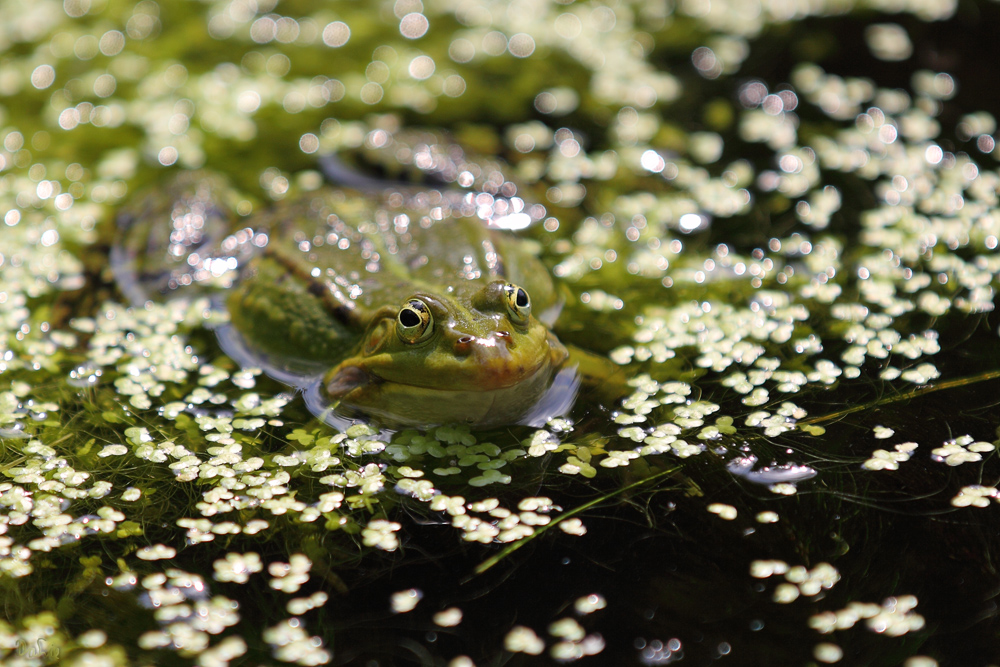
322 358 565 427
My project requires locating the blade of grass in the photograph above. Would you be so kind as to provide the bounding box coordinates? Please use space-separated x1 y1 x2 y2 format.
472 463 683 576
800 368 1000 426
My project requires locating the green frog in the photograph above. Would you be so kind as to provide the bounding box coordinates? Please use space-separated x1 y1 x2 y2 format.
114 130 580 428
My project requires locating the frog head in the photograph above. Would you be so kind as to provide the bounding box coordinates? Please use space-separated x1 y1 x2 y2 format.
323 279 570 427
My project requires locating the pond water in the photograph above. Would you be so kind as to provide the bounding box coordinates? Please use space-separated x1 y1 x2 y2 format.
2 0 1000 665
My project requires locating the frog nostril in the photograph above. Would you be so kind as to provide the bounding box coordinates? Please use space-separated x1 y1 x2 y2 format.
454 335 474 356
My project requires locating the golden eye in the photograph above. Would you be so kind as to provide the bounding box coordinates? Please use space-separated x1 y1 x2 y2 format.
502 283 531 326
396 298 433 344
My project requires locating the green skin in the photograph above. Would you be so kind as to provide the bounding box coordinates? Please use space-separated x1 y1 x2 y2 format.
225 188 571 427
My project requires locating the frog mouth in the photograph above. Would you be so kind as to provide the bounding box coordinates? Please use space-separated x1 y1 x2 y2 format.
324 354 552 398
324 364 375 398
322 357 575 428
325 327 569 400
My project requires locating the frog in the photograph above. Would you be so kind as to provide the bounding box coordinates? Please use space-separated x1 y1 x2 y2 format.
113 129 583 429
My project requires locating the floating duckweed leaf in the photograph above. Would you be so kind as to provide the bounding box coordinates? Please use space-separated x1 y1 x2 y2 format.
136 545 176 561
346 424 378 438
433 607 463 627
810 595 924 637
617 426 645 442
931 435 993 466
468 469 512 487
551 629 605 661
873 426 895 439
115 521 143 538
213 552 263 583
287 592 329 615
599 450 639 468
198 365 230 387
708 503 737 520
390 588 423 613
901 363 941 384
268 554 312 593
430 495 466 516
559 454 597 478
262 619 331 665
504 626 545 656
434 425 476 445
525 429 560 457
287 429 315 445
571 595 605 616
558 517 587 536
951 485 997 508
743 388 769 406
96 444 127 457
863 442 919 471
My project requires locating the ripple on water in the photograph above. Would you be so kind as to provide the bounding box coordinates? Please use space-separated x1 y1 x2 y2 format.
726 454 817 485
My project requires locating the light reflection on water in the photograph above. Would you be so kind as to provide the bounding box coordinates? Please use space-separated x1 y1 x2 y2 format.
726 454 818 486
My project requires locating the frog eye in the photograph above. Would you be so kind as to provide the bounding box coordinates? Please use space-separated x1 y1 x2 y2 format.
502 283 531 326
396 298 433 344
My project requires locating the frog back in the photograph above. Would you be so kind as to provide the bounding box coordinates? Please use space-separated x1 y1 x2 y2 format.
112 171 246 304
261 187 560 324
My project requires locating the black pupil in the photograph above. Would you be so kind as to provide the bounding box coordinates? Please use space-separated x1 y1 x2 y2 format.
399 308 421 328
516 289 528 307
